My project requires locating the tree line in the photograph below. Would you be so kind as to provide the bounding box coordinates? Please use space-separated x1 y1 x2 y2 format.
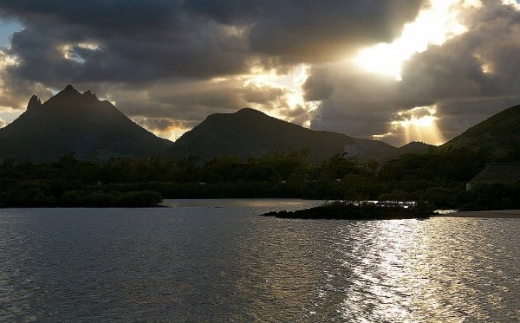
1 147 520 209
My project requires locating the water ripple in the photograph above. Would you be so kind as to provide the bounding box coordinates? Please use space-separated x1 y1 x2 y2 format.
1 202 520 322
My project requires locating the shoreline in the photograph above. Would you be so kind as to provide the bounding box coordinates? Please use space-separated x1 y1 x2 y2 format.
442 210 520 218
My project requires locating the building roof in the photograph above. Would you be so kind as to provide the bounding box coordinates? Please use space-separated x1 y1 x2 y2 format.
469 163 520 183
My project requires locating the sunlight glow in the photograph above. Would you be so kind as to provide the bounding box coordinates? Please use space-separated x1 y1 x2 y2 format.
0 107 22 125
0 49 23 115
1 48 19 68
389 105 445 145
155 127 189 142
353 0 470 80
60 42 100 63
133 116 189 141
242 64 319 126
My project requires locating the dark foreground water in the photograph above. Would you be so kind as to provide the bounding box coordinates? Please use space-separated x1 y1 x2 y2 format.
1 199 519 322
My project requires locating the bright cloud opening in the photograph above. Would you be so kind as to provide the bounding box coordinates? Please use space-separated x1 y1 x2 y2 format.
133 116 189 141
353 0 470 80
0 49 23 117
60 42 100 63
242 64 319 126
388 105 446 145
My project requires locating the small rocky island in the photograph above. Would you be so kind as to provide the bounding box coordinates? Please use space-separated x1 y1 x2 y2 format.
262 201 434 220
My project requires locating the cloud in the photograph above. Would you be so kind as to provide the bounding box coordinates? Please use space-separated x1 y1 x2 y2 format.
0 116 6 128
306 61 412 141
185 0 426 62
4 19 251 86
2 0 520 148
133 116 194 141
306 0 520 144
0 1 180 36
302 66 335 101
393 1 520 120
0 0 426 88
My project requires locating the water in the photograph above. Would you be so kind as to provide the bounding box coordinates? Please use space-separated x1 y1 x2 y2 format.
1 199 519 322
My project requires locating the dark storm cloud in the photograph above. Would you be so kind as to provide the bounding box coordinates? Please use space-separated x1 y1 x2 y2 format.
311 98 396 139
186 0 426 63
4 18 250 87
0 0 426 88
306 0 520 143
247 0 426 63
303 66 335 101
0 0 180 37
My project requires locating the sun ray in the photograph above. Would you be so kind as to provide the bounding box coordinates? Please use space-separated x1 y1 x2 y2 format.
390 105 445 145
353 0 469 80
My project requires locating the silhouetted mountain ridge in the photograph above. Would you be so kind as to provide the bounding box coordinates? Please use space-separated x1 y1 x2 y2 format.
3 85 516 164
0 85 171 162
441 104 520 156
169 107 397 161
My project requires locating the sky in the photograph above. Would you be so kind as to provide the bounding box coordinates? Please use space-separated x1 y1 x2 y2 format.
1 0 520 146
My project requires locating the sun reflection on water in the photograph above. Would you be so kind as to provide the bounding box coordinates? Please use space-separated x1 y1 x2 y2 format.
317 218 520 323
2 205 519 322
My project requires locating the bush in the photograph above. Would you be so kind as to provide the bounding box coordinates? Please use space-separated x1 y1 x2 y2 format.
59 191 83 206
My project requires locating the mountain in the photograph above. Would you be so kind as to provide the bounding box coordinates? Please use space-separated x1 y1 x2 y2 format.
441 104 520 156
373 141 435 162
397 141 435 154
168 108 396 161
0 85 171 162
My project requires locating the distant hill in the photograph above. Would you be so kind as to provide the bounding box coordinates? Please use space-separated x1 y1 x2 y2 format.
441 104 520 156
0 85 171 162
168 108 397 161
398 141 435 154
0 86 454 164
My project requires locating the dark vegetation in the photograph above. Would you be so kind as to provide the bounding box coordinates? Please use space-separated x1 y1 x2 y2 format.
2 145 520 209
457 181 520 211
262 201 434 220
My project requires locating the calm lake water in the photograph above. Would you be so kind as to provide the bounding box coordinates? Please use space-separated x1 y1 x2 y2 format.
1 199 519 322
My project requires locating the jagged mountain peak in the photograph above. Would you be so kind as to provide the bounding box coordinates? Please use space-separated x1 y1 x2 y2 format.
27 95 42 110
0 86 171 162
83 90 97 100
64 84 77 91
44 85 84 108
56 84 80 97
